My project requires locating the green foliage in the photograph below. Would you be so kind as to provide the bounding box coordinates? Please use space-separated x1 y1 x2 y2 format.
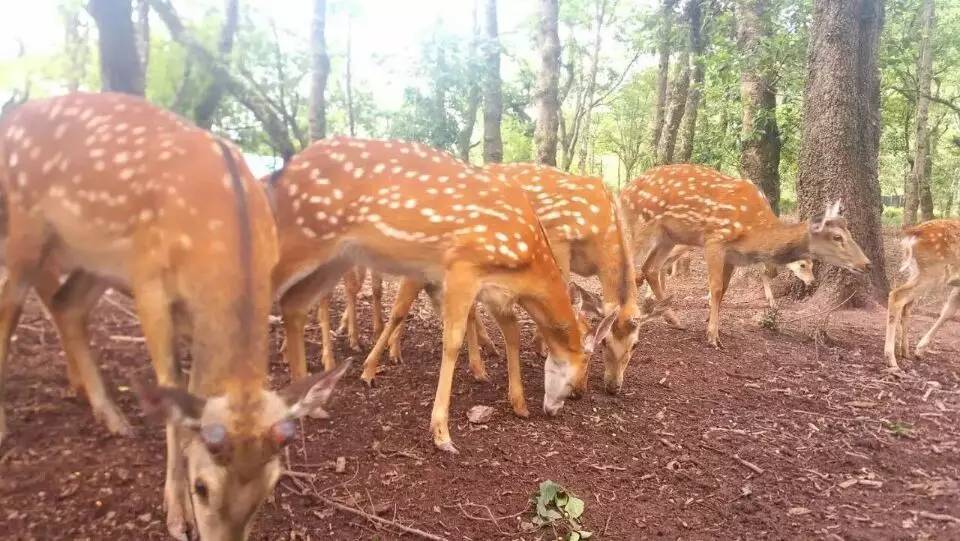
882 206 904 226
886 420 913 438
530 480 591 540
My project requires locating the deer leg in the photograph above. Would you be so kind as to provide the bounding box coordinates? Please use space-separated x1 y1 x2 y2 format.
361 278 423 385
316 295 337 374
474 307 498 355
485 301 527 417
704 243 731 349
642 243 683 328
388 320 406 363
0 217 52 445
760 262 778 309
897 300 914 360
465 305 488 382
31 265 85 395
280 270 327 380
916 288 960 357
431 263 481 454
46 272 131 436
130 271 193 539
370 271 384 340
340 268 363 350
885 282 916 370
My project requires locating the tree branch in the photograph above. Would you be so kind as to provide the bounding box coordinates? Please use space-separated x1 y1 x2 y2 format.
149 0 296 159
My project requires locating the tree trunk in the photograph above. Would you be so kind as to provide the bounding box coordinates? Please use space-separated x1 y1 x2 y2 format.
736 0 781 214
676 0 704 164
346 15 355 137
534 0 561 166
796 0 888 304
309 0 330 141
905 0 935 225
920 128 936 219
61 5 89 93
650 0 678 156
655 48 689 165
482 0 503 164
133 0 150 75
88 0 145 95
194 0 239 129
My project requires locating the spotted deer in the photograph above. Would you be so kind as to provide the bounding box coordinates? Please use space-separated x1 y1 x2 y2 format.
660 245 815 308
362 163 642 395
885 219 960 370
0 93 349 540
620 164 871 347
270 137 615 453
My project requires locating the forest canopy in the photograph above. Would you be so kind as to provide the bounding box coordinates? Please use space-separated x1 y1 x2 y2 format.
2 0 959 218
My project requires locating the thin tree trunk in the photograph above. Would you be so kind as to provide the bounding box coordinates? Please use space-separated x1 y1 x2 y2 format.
534 0 561 166
796 0 888 304
905 0 935 225
650 0 678 156
88 0 145 95
736 0 781 213
309 0 330 141
676 0 704 164
194 0 239 129
920 126 936 219
482 0 503 164
655 48 689 165
134 0 150 75
61 5 89 93
456 3 482 163
346 15 355 137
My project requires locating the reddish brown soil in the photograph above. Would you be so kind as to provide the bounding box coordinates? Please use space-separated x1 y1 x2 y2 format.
1 230 958 540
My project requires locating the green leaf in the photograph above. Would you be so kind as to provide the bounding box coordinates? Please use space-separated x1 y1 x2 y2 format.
569 532 581 541
545 508 563 521
580 531 593 539
556 492 569 507
539 480 559 504
566 497 585 519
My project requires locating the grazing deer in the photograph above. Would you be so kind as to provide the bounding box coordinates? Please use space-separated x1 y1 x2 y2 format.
363 163 641 395
270 137 615 453
885 219 960 370
621 164 871 347
0 93 348 540
660 245 815 308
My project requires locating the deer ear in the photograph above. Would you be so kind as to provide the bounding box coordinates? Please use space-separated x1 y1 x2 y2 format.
282 360 352 419
133 381 205 429
583 308 619 354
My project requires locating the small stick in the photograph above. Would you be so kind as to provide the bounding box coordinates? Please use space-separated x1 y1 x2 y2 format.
102 294 139 321
733 454 765 475
321 495 449 540
781 293 856 324
110 335 146 343
916 510 960 524
281 469 315 480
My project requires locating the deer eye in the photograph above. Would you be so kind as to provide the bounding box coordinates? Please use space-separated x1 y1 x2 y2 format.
194 479 209 504
832 235 843 242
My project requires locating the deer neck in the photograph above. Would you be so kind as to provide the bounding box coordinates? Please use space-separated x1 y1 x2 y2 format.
729 220 810 265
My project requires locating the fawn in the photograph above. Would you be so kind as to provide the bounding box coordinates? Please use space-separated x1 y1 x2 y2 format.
885 219 960 370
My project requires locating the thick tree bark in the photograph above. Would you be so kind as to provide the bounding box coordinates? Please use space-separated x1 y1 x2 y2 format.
534 0 561 166
904 0 935 225
309 0 330 141
676 0 704 164
194 0 239 129
133 0 150 74
482 0 503 164
650 0 678 156
736 0 781 214
796 0 888 304
88 0 145 95
655 48 689 165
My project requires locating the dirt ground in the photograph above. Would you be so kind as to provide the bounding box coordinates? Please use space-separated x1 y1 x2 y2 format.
1 229 958 540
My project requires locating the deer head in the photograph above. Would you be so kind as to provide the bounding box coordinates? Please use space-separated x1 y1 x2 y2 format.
785 258 815 285
808 200 871 274
136 362 350 540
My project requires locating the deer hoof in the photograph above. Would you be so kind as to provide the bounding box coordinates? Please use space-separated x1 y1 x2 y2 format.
100 408 134 437
435 440 459 455
511 402 530 418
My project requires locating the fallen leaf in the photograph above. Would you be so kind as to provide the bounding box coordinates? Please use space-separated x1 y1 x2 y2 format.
335 456 346 473
845 400 877 408
838 478 859 489
467 405 495 424
788 507 811 516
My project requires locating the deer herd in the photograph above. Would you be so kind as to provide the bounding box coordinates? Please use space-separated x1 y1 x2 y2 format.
0 92 956 539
